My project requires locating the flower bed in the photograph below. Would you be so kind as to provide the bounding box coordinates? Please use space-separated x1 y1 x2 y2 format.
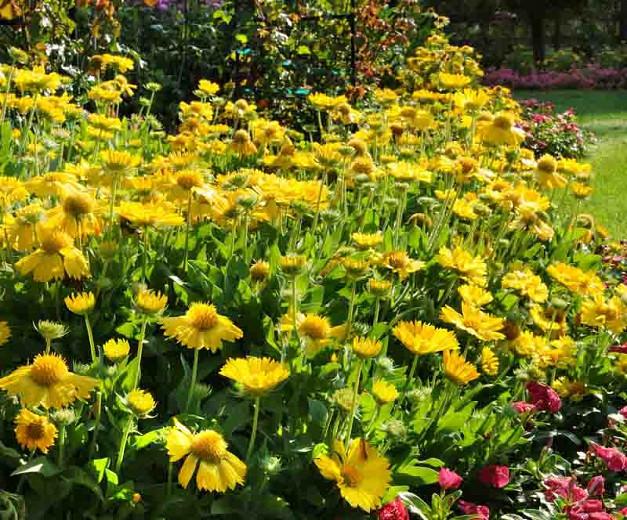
484 65 627 90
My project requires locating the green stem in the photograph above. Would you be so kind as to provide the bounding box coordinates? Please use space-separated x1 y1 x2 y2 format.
57 424 66 466
84 314 97 364
183 190 193 274
246 397 261 461
115 416 134 475
345 359 363 441
345 282 357 339
132 318 149 390
88 391 103 459
45 337 51 354
141 228 150 281
404 355 419 396
185 349 199 413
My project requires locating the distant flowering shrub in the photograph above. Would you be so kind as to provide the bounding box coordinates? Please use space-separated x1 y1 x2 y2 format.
519 99 592 159
484 65 627 90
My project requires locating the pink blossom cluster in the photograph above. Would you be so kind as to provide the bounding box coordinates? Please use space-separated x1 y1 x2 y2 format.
483 65 627 90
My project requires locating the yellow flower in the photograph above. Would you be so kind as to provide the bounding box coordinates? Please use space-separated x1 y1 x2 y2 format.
117 201 184 228
352 337 383 359
535 154 567 189
547 262 604 297
250 260 270 282
162 302 243 351
64 292 96 315
367 279 392 297
0 353 98 409
480 347 499 376
166 418 246 492
279 254 307 276
0 320 11 347
552 378 586 401
100 150 141 175
511 331 548 358
314 438 391 512
381 251 425 280
47 189 102 239
220 356 289 396
502 268 548 303
438 72 471 90
15 227 90 282
580 295 626 333
372 380 399 404
103 338 130 363
135 288 168 315
14 409 57 453
282 312 346 357
443 350 479 385
458 285 493 307
352 232 383 250
197 79 220 97
393 321 459 355
127 389 156 416
440 302 505 341
436 246 487 286
476 112 525 146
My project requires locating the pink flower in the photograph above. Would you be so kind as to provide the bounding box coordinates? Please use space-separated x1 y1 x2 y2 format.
609 343 627 354
587 476 605 496
567 499 612 520
438 468 463 490
458 500 490 519
478 464 510 488
378 497 409 520
619 405 627 419
589 443 627 472
512 401 536 414
527 381 562 413
544 476 587 503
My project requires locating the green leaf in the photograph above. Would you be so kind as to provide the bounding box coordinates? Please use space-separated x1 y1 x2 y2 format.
11 457 61 478
89 457 110 483
62 467 104 501
133 428 165 450
296 45 311 55
235 34 248 45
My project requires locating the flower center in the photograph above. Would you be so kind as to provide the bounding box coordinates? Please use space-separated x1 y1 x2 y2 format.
493 115 513 130
26 421 45 440
299 316 330 340
386 252 408 269
30 354 68 386
63 193 93 218
341 465 362 488
188 304 219 330
190 431 227 462
40 230 72 253
177 171 204 190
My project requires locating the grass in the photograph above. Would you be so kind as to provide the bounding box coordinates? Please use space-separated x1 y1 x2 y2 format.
515 90 627 238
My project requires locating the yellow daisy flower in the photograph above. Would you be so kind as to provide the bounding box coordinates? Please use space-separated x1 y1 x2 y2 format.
219 357 289 396
103 338 131 363
135 288 168 315
372 380 399 404
127 389 156 417
0 320 11 347
14 409 57 453
0 353 99 409
65 292 96 315
352 337 383 359
381 251 425 280
440 302 505 341
161 302 243 351
166 418 246 492
393 321 459 355
443 350 479 385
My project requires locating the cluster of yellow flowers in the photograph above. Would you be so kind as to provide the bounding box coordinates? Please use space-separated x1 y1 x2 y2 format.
0 32 624 515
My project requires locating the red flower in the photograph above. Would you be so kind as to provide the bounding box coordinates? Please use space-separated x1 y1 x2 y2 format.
478 464 510 488
458 500 490 519
378 497 409 520
587 476 605 497
544 476 587 503
620 405 627 419
438 468 463 490
609 343 627 354
512 401 536 414
567 499 612 520
589 443 627 472
526 381 562 413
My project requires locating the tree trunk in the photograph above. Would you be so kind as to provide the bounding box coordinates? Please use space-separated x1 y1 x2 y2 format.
620 0 627 41
553 10 561 50
529 8 546 64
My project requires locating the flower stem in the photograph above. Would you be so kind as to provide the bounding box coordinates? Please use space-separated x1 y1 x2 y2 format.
345 282 357 339
246 397 261 461
183 190 193 274
141 228 150 281
404 355 419 396
57 424 66 466
84 314 97 364
115 416 134 475
132 318 149 391
345 359 363 441
88 391 103 459
185 348 199 413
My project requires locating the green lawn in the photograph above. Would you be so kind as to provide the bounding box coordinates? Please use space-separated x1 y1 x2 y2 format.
515 90 627 238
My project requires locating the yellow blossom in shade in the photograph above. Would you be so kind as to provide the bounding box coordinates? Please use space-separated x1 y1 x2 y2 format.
219 356 289 396
281 312 346 357
552 378 586 401
0 320 11 346
0 353 98 409
436 246 487 286
367 279 392 297
511 330 548 358
502 268 548 303
381 251 425 280
166 418 246 492
47 189 102 239
279 254 307 276
480 347 499 376
127 389 156 416
250 260 270 282
580 295 626 334
351 232 383 250
314 438 391 512
529 305 568 337
372 380 399 404
103 339 131 363
117 201 184 228
162 302 243 352
64 292 95 315
393 321 459 355
440 302 505 341
458 285 493 307
547 262 604 297
135 288 168 315
14 409 57 453
443 350 480 386
352 337 383 359
570 182 593 199
15 227 90 282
